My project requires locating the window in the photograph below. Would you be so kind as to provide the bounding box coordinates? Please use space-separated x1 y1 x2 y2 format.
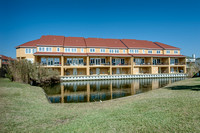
157 50 161 54
109 49 119 53
129 49 134 53
174 50 178 54
25 48 32 54
81 48 84 53
115 49 119 53
54 58 60 65
41 58 47 65
39 47 45 52
90 58 95 64
143 50 145 54
129 49 139 53
100 49 105 53
79 58 84 64
67 58 72 65
166 50 170 54
101 58 105 64
148 50 153 54
46 47 52 52
32 49 37 53
57 48 60 52
72 48 77 53
123 49 126 53
65 48 71 52
90 48 95 53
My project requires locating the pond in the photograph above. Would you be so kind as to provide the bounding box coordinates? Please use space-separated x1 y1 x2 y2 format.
43 77 186 103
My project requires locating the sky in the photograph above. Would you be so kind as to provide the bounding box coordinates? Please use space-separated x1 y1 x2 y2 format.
0 0 200 58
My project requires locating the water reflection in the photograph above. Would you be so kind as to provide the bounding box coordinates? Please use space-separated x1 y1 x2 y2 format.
43 78 185 103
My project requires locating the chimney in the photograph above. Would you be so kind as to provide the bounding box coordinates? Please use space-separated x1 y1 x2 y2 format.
192 54 196 59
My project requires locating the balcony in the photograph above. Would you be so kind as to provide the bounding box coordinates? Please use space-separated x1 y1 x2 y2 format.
153 62 169 65
90 62 110 66
40 62 61 67
65 63 87 66
134 62 151 65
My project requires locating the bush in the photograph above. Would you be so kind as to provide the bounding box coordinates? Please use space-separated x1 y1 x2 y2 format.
187 62 200 78
6 60 60 84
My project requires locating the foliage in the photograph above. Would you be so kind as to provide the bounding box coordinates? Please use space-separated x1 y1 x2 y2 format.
6 59 59 84
187 62 200 77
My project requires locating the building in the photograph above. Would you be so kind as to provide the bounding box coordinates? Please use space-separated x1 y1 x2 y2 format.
0 55 15 77
16 35 186 76
0 55 15 68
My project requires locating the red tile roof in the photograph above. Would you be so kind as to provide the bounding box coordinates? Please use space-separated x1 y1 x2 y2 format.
64 37 86 47
16 39 40 48
37 35 65 46
0 55 15 61
16 35 181 50
154 42 180 50
121 39 163 49
85 38 127 48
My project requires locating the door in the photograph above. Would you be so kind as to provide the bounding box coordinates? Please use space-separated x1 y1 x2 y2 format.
116 68 120 74
96 68 100 75
116 59 120 65
121 59 125 65
170 59 175 65
73 58 78 65
175 59 178 65
153 59 157 65
170 67 174 73
47 58 53 66
73 68 77 75
96 58 101 65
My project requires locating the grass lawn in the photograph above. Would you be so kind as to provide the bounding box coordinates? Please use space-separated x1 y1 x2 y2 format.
0 78 200 132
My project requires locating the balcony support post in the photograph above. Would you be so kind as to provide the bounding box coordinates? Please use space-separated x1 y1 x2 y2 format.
110 56 112 75
61 56 64 76
87 56 90 75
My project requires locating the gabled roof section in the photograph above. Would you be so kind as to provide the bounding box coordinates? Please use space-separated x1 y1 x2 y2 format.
64 37 86 47
16 39 40 48
0 55 15 61
121 39 163 49
37 35 65 46
85 38 127 48
154 42 180 50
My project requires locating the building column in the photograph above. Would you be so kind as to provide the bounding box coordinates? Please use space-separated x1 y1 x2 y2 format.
131 82 135 95
151 57 153 65
87 83 90 102
184 66 187 73
168 57 170 73
33 56 36 63
110 82 112 100
61 56 64 76
110 56 112 75
61 85 64 103
150 57 153 74
87 56 90 75
131 57 133 75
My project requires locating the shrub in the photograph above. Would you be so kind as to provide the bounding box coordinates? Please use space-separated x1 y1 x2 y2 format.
6 60 60 84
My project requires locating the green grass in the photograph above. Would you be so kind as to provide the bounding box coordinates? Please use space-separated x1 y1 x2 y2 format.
1 78 200 132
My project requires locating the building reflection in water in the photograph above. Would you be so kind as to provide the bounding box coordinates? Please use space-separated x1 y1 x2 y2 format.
44 77 185 103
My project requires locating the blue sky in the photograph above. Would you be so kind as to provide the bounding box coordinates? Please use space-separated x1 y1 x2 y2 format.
0 0 200 58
